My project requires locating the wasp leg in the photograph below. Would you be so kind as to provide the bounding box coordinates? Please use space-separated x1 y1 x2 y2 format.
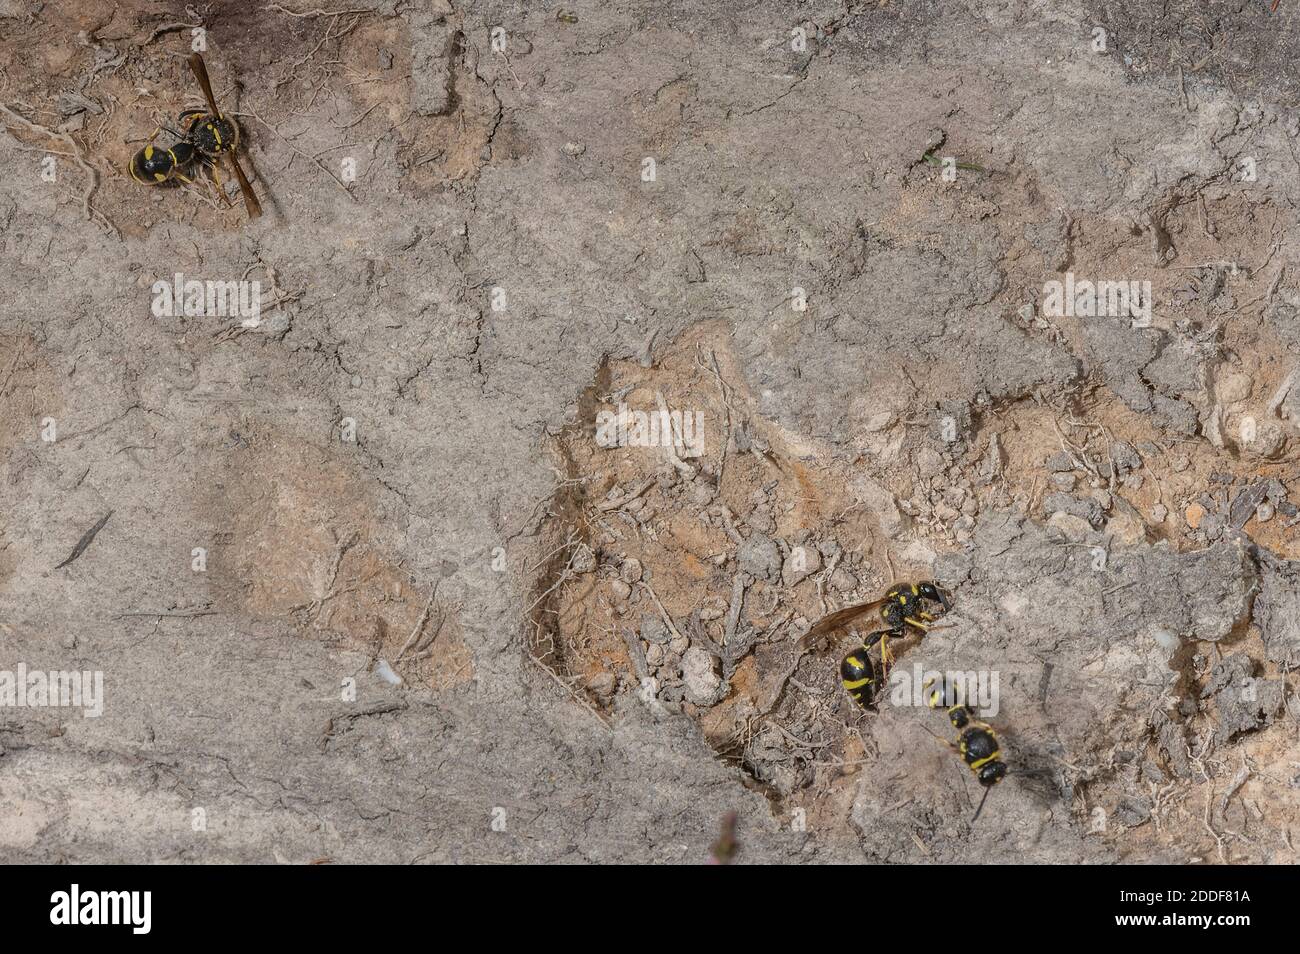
917 721 960 751
861 627 901 677
203 157 232 207
860 627 894 649
876 617 931 673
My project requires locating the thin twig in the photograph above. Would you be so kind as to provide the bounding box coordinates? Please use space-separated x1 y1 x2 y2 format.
55 511 113 569
238 108 358 200
396 582 439 660
639 578 686 644
596 476 657 513
0 103 119 237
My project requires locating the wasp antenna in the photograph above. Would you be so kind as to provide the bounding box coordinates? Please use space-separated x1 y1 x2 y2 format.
972 786 993 825
918 723 947 745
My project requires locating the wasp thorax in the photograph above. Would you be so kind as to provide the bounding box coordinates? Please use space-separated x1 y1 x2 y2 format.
186 114 240 157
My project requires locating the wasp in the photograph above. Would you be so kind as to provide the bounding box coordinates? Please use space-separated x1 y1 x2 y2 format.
127 53 261 220
799 581 951 709
128 126 198 186
924 674 1007 822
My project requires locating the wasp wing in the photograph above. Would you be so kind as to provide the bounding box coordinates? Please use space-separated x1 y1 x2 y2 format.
187 54 222 118
798 598 887 648
226 153 262 219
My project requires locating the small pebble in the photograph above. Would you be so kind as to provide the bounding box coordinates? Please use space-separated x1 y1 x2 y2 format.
640 614 669 644
738 532 782 582
830 567 858 593
682 647 721 704
689 480 716 506
1049 472 1076 491
1046 451 1075 472
620 558 643 584
1217 370 1252 404
571 543 596 574
1151 628 1178 651
782 544 822 588
863 411 896 432
916 447 945 477
586 672 616 697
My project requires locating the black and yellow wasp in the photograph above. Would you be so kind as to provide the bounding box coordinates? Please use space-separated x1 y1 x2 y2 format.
800 581 951 709
924 674 1007 822
127 53 261 220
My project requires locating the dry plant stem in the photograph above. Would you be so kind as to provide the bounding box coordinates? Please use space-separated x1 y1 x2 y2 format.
240 108 358 199
292 530 359 617
525 640 612 729
524 531 582 614
143 21 202 45
697 347 735 488
655 390 697 479
0 103 118 237
723 572 747 648
265 3 375 16
639 578 687 644
1203 785 1229 863
596 476 657 512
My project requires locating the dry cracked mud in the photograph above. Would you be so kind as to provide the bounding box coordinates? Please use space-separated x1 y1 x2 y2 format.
2 0 1300 864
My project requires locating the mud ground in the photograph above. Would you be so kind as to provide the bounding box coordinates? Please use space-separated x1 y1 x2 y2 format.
2 0 1299 863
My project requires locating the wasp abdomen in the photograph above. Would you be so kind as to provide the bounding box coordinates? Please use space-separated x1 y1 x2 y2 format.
839 651 877 708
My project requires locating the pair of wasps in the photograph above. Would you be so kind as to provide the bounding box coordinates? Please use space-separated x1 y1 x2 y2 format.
800 581 1007 821
128 53 261 220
